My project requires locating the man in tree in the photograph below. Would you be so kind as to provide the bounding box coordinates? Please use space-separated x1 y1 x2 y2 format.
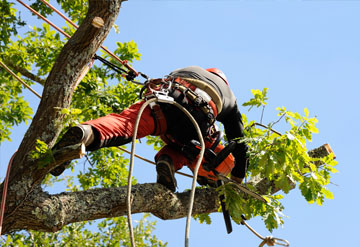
50 66 248 192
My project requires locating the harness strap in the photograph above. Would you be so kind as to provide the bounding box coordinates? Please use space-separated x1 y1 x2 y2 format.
143 76 222 138
150 102 167 136
180 77 223 114
174 78 218 119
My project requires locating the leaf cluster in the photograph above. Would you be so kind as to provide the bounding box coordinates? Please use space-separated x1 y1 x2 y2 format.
0 0 25 52
29 139 54 168
242 88 268 111
5 214 167 247
200 88 338 232
0 72 32 142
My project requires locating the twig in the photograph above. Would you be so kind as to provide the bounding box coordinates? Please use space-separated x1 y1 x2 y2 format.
252 122 282 136
260 105 265 124
0 60 42 99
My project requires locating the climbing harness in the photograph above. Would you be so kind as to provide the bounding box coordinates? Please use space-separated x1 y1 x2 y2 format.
139 76 221 140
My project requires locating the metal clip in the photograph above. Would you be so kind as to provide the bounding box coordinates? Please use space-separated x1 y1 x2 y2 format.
149 78 174 103
153 90 174 103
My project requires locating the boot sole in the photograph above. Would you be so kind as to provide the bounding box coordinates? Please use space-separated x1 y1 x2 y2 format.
156 162 176 192
50 126 85 176
53 126 85 150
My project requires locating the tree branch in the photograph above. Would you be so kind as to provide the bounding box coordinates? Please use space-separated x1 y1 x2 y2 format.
4 59 46 86
7 184 219 233
1 144 334 234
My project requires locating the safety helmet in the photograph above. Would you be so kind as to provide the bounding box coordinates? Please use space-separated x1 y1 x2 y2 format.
206 68 229 85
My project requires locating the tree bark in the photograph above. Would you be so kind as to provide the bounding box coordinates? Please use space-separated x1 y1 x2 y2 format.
10 184 218 232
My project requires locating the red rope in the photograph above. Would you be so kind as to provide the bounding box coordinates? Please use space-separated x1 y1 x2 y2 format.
19 0 140 77
16 0 71 39
0 151 17 235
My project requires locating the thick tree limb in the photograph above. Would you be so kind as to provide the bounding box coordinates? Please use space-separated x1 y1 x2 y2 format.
9 184 218 232
1 143 333 234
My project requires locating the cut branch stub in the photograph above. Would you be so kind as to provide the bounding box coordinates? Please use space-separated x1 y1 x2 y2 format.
92 17 104 28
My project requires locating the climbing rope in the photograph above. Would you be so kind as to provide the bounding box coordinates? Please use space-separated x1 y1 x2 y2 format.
0 60 41 235
0 60 42 99
0 152 17 236
126 99 155 246
126 92 205 247
241 215 290 247
117 146 193 179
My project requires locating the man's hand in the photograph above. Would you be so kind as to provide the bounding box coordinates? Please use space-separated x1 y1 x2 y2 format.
230 175 243 184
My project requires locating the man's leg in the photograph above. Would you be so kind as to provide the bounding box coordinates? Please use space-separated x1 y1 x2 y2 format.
155 145 189 192
51 101 159 176
84 100 158 150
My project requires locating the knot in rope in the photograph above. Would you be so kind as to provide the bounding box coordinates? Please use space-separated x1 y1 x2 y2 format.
259 236 276 247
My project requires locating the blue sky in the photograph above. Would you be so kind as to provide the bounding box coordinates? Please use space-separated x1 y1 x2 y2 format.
1 1 360 246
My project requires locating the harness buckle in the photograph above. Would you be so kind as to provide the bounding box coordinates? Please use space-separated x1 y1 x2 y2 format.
154 91 174 103
152 84 174 103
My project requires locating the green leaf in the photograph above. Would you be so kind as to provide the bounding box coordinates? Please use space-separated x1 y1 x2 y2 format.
61 108 70 115
304 107 309 117
322 187 334 200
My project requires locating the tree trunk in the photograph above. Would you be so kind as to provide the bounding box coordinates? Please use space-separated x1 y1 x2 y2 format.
0 0 123 235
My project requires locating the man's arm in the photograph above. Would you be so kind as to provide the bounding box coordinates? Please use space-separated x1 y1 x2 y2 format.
220 102 248 180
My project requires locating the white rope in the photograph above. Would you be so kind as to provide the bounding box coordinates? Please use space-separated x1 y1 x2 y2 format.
127 98 157 246
241 217 290 247
173 105 205 247
127 98 205 247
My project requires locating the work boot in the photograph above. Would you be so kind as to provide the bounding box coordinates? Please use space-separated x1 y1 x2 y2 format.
156 155 177 192
50 125 94 176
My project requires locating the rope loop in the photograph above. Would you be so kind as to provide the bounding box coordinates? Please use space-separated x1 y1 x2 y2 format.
241 215 290 247
259 236 276 247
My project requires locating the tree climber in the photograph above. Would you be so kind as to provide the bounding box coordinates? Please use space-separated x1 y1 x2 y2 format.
50 66 248 192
